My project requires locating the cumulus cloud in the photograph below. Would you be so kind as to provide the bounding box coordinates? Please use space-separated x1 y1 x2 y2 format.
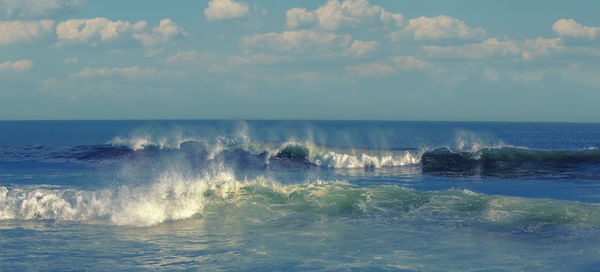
0 20 54 45
56 17 146 43
242 30 351 53
132 19 186 47
286 8 315 29
345 40 379 57
347 56 433 77
0 59 34 73
204 0 249 21
0 0 85 19
388 15 485 41
425 37 562 60
522 37 563 59
56 18 184 47
553 19 598 40
70 66 159 80
286 0 403 30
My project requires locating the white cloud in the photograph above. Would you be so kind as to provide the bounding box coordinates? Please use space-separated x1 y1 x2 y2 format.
553 19 598 40
56 17 146 43
347 56 434 77
70 66 159 80
242 30 351 53
204 0 249 21
0 59 34 73
522 37 562 59
345 40 379 57
0 0 85 19
0 20 54 45
388 15 485 41
425 37 562 60
286 0 403 30
56 18 184 47
132 19 185 47
286 8 315 29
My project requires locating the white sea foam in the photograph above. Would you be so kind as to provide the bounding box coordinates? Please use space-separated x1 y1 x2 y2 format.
311 151 421 168
0 185 112 222
269 140 423 168
0 172 246 226
110 135 197 151
0 172 351 226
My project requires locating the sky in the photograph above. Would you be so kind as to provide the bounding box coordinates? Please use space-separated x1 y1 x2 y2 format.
1 0 599 122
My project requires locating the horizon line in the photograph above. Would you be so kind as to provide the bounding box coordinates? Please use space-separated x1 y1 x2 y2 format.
0 119 598 124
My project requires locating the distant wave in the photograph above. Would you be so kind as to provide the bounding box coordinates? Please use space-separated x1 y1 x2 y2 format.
1 139 423 169
2 171 599 228
3 136 600 175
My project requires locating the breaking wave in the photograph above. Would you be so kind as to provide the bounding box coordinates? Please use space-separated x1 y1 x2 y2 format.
1 171 599 229
2 139 422 169
2 133 600 174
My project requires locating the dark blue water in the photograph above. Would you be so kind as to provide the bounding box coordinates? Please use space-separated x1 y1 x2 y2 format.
1 121 599 271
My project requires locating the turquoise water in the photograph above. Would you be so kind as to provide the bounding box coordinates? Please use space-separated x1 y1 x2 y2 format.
1 121 600 270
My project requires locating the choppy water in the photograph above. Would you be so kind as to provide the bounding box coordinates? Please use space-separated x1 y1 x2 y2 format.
1 121 600 271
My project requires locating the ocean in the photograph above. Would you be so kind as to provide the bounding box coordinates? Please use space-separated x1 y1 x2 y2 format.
1 120 599 271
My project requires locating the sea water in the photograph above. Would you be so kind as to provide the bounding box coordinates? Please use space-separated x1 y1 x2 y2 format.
1 121 599 271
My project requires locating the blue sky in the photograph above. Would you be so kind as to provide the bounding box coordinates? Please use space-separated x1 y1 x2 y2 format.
1 0 599 121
